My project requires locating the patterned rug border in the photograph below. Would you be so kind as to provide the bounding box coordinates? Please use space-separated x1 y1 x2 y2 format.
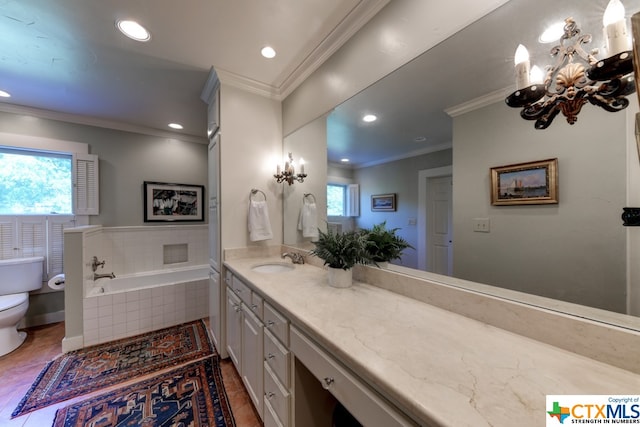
52 356 236 427
12 319 215 418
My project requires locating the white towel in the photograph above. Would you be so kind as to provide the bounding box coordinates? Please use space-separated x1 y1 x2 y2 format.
298 202 319 239
248 200 273 241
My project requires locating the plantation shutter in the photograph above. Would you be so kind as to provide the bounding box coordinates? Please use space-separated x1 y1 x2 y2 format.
73 153 99 215
48 216 75 276
17 217 46 258
346 184 359 217
0 219 15 259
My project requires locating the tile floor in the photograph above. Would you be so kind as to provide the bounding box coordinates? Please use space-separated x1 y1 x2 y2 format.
0 321 261 426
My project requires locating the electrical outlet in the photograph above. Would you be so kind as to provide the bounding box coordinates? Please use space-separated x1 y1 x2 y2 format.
407 217 417 226
473 218 490 233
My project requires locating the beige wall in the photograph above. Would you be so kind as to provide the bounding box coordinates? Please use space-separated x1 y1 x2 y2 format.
219 84 283 249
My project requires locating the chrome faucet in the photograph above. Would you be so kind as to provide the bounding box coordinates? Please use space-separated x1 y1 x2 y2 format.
91 256 106 272
282 252 305 264
94 272 116 280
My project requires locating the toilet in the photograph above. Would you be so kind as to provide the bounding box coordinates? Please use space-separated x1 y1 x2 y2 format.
0 256 44 357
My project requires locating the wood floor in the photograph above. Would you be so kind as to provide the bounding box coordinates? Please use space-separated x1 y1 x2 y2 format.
0 321 262 427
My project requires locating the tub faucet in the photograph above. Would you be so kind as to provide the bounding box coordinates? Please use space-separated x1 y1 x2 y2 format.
282 252 305 264
91 256 106 272
93 272 116 280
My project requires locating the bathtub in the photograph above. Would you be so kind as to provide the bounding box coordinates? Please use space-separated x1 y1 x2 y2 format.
87 265 209 296
83 265 210 346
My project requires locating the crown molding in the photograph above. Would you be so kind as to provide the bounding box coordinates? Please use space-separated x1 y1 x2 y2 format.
0 103 208 145
277 0 391 100
354 142 453 169
213 0 391 101
444 87 512 117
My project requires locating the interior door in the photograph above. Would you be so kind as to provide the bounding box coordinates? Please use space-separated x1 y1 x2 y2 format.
427 175 453 275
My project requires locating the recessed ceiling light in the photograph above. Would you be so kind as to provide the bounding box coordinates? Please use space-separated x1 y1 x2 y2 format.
539 21 565 43
168 123 183 130
362 114 377 122
340 158 350 163
261 46 276 59
0 90 10 98
414 136 427 142
116 20 151 42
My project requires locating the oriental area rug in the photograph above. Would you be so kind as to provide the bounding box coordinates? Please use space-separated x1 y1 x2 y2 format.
12 319 215 418
52 357 235 427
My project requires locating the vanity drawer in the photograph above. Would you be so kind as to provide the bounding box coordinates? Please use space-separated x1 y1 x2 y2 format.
264 302 289 346
290 327 417 427
231 275 251 304
250 292 263 321
264 397 285 427
264 328 290 387
264 362 290 426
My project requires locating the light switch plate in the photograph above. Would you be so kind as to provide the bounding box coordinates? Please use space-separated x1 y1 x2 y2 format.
473 218 490 233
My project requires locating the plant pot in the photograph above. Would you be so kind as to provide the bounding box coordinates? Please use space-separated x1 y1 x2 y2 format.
328 267 352 288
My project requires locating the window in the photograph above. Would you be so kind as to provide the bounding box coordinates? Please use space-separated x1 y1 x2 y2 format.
327 184 346 216
0 148 72 215
0 144 98 278
327 183 359 217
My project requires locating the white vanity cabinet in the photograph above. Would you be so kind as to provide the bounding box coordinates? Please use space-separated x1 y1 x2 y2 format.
225 287 242 369
290 327 419 427
225 273 266 420
263 301 291 427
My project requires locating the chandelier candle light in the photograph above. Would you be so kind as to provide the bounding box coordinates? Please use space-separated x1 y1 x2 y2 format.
505 0 635 129
275 152 307 185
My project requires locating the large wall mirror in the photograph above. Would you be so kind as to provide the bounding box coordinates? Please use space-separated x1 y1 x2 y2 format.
283 0 640 329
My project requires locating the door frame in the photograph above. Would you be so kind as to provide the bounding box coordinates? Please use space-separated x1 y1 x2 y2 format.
418 166 453 271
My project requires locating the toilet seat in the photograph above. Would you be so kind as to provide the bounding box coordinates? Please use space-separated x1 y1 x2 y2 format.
0 293 28 312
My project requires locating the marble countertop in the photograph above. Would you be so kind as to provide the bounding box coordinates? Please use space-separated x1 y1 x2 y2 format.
224 256 640 427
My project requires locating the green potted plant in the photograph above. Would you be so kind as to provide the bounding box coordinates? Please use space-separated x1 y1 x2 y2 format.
361 221 413 268
310 228 372 288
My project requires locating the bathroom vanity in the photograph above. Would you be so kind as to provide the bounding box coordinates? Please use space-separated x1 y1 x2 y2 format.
223 251 640 426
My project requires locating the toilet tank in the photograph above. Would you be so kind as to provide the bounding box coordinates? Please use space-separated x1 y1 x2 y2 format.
0 257 45 295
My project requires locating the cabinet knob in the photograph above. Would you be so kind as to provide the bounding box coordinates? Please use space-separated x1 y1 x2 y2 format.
251 304 258 309
266 320 275 327
266 353 275 360
234 304 242 312
265 392 275 399
322 377 334 390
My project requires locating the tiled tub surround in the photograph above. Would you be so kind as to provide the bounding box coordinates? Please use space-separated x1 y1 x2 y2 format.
224 253 640 427
83 272 209 346
63 224 208 350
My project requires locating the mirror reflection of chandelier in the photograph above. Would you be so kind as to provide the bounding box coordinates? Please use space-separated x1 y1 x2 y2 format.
505 0 635 129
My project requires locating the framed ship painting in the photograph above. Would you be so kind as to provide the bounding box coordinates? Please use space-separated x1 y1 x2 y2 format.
490 158 558 206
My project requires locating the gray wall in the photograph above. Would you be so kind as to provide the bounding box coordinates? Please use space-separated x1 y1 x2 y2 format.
452 101 627 313
0 110 209 323
353 149 453 268
0 111 209 227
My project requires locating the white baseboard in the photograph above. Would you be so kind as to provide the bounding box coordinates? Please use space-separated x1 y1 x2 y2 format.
62 335 84 353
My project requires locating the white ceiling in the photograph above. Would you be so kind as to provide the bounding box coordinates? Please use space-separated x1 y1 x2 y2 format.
0 0 388 141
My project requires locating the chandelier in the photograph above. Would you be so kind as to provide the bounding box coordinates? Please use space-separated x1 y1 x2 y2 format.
274 152 307 185
505 0 635 129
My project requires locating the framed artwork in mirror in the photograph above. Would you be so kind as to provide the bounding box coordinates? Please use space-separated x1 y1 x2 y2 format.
144 181 205 222
371 193 396 211
490 158 558 206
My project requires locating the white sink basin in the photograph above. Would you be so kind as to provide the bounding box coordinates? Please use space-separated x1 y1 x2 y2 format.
251 263 295 273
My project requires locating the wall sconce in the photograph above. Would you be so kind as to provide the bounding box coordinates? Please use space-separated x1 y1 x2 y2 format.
274 152 307 185
506 0 635 129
